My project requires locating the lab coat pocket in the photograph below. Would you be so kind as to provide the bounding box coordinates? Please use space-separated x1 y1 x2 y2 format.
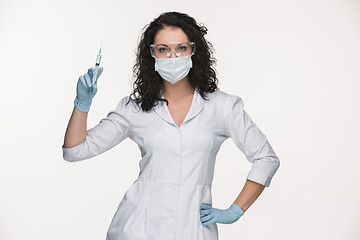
199 185 213 206
123 207 138 232
123 206 147 239
146 206 174 239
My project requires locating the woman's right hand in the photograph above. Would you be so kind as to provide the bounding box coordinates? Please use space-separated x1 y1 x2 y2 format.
74 67 103 112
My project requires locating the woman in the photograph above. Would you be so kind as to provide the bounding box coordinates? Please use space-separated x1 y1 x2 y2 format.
62 11 280 240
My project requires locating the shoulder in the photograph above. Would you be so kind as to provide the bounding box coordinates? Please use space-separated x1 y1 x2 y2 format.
115 95 141 113
205 89 244 106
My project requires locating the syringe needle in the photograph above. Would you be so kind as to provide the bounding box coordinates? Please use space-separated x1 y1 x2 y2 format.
99 40 104 54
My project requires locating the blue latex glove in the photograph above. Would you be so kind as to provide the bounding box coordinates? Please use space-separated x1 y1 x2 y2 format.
200 202 244 226
74 67 103 112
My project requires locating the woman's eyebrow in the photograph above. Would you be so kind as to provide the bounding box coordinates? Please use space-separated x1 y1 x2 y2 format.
158 44 169 47
156 42 187 47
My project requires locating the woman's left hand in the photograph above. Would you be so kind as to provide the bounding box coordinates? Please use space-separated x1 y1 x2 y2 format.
200 202 244 226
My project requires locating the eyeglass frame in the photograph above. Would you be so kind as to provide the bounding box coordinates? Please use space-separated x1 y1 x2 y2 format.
150 41 196 58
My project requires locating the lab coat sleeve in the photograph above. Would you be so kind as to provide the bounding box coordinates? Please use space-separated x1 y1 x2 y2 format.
224 94 280 187
62 96 132 162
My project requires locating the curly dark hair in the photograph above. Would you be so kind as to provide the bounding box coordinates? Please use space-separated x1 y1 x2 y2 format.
127 11 219 112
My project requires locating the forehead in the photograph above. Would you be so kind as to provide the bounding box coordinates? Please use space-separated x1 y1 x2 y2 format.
154 26 190 44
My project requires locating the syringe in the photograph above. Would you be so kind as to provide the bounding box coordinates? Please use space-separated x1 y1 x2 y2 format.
92 40 103 85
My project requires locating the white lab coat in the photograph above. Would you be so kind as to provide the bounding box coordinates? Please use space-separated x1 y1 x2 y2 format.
62 86 280 240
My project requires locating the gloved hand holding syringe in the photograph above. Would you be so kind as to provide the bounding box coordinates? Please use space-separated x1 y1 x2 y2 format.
73 41 104 112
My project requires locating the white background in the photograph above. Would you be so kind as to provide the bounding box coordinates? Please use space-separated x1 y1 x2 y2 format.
1 0 359 239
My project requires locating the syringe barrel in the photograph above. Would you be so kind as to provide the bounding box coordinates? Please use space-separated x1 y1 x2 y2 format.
95 54 102 65
92 66 99 85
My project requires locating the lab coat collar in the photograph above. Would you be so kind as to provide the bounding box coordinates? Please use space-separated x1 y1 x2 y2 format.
153 86 204 127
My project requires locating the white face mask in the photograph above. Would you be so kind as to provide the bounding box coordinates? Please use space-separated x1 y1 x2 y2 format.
154 55 193 84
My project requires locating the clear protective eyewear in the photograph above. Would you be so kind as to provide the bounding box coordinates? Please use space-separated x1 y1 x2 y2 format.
150 42 196 58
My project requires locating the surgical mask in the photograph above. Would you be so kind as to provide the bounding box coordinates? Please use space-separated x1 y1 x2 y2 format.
154 55 193 84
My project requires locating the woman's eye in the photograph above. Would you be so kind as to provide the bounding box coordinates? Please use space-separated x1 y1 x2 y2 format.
178 46 187 51
159 47 168 52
